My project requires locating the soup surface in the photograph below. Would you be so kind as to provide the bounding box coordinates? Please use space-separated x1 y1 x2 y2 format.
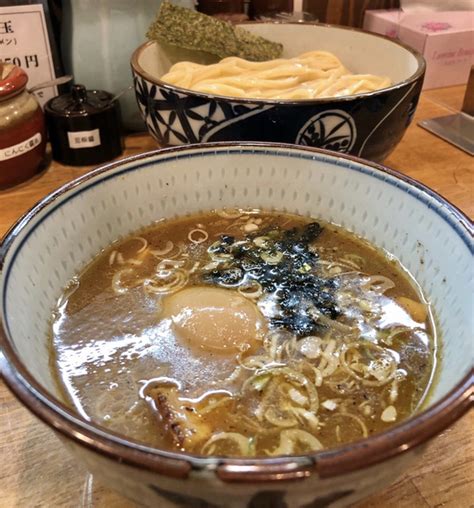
50 210 437 456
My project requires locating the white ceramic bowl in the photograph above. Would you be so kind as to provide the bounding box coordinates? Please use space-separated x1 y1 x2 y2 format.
0 144 472 508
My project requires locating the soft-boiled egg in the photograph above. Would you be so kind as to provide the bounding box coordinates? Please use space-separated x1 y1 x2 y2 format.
160 286 266 354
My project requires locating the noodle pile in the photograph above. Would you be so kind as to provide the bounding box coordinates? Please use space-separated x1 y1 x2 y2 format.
160 51 391 100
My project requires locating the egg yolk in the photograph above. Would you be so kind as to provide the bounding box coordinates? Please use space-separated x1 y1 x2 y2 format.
160 286 265 354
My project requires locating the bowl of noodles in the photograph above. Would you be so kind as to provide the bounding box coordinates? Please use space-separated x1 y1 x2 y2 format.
0 143 472 508
131 22 425 161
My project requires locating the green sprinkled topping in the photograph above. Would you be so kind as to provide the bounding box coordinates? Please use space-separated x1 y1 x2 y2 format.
147 1 283 62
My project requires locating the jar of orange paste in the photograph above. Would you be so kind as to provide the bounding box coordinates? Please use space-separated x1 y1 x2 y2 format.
0 63 46 189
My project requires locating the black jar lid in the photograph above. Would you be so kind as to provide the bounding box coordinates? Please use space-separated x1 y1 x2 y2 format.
46 84 114 117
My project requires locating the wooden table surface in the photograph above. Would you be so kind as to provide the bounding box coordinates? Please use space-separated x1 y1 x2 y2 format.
0 86 472 507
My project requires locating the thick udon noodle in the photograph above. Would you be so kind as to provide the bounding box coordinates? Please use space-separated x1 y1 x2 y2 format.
160 51 391 99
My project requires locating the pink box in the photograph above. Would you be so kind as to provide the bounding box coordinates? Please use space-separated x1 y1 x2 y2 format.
363 9 474 89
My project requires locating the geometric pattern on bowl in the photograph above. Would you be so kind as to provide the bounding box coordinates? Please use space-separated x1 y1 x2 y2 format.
133 74 423 162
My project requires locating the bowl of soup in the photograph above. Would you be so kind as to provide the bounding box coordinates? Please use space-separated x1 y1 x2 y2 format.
131 23 425 162
0 143 471 508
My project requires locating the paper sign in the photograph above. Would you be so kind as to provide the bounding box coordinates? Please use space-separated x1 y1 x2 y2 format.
0 4 57 106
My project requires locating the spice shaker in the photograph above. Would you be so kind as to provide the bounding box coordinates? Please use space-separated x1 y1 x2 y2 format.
45 84 123 166
0 63 46 189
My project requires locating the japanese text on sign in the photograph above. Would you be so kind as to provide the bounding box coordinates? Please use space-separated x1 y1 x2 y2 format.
0 5 57 106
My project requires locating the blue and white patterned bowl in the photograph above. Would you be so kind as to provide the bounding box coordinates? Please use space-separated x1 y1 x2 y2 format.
0 144 471 508
131 23 425 162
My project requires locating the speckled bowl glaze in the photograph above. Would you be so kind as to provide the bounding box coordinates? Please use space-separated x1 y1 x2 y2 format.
0 144 472 508
131 23 425 162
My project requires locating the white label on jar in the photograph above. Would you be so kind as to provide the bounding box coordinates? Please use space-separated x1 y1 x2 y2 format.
0 133 42 162
67 129 101 149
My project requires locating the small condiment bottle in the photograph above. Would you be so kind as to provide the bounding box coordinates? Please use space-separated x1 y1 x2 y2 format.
45 84 123 166
0 63 46 189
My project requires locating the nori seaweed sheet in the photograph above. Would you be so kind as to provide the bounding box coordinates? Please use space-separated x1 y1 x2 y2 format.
147 1 283 62
201 223 341 338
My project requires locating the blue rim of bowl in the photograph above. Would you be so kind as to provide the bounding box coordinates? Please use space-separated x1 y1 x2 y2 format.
131 21 426 107
0 143 472 482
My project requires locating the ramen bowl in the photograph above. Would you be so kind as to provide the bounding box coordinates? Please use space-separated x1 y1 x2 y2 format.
0 144 471 508
131 23 425 162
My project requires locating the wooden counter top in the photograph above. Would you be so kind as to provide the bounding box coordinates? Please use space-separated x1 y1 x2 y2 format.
0 86 472 507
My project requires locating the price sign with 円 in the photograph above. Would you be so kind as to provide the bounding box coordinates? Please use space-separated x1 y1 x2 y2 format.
0 3 60 107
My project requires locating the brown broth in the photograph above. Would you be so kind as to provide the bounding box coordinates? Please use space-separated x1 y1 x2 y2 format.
49 210 438 456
